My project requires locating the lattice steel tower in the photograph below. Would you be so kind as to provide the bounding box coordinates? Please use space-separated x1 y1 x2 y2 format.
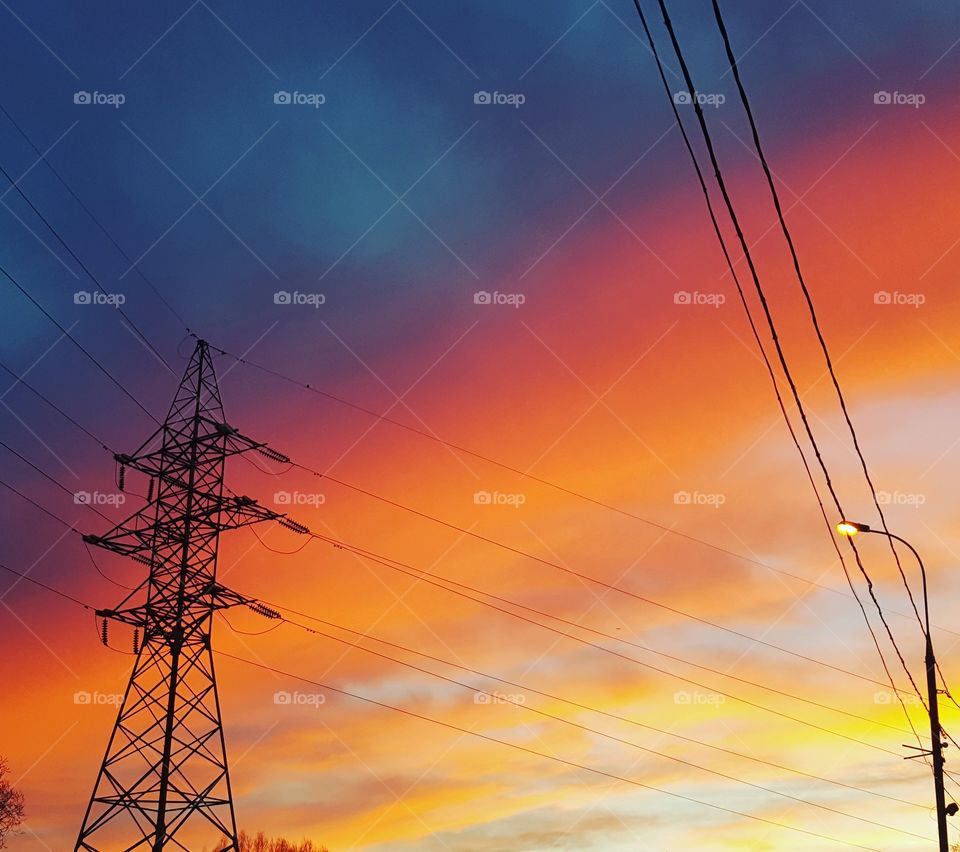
75 339 298 851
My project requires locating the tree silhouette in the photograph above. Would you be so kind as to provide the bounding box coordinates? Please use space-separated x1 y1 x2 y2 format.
215 830 329 851
0 758 25 848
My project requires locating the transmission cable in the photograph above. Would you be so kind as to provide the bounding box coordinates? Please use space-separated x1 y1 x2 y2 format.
0 260 159 423
273 452 917 694
640 0 928 754
290 528 915 753
0 148 172 371
216 651 891 852
0 100 191 334
233 614 925 838
244 597 928 809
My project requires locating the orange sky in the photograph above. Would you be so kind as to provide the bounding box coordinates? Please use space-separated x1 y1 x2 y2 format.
5 7 960 851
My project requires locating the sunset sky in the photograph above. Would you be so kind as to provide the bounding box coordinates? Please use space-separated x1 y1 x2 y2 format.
3 1 960 849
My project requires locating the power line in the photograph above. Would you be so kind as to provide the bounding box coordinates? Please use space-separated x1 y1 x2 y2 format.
216 650 891 852
0 532 941 842
208 337 960 641
0 372 943 758
293 528 912 754
251 599 927 809
0 450 921 743
274 453 918 693
706 0 924 635
0 450 930 761
0 357 114 453
0 332 949 697
0 438 113 525
0 560 96 610
707 0 960 718
0 110 935 672
0 141 173 372
646 0 928 757
247 614 927 838
202 338 788 565
0 101 191 333
0 542 934 847
0 259 159 424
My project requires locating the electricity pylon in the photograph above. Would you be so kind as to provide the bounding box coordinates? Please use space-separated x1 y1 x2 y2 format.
75 339 302 851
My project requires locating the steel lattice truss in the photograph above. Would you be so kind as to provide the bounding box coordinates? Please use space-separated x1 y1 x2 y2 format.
75 340 299 852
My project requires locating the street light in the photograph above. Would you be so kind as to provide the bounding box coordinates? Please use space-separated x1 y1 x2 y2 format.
836 519 952 851
836 520 869 537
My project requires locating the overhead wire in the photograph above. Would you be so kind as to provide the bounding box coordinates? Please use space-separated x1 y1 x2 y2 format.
708 0 924 632
0 559 96 611
0 543 917 849
0 260 159 424
215 650 892 852
708 0 960 720
291 527 914 753
224 613 927 838
638 0 929 759
0 449 923 744
0 548 929 849
0 121 173 371
264 451 922 695
0 100 191 334
237 597 928 809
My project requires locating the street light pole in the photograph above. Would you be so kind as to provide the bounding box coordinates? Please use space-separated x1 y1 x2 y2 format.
837 521 949 852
